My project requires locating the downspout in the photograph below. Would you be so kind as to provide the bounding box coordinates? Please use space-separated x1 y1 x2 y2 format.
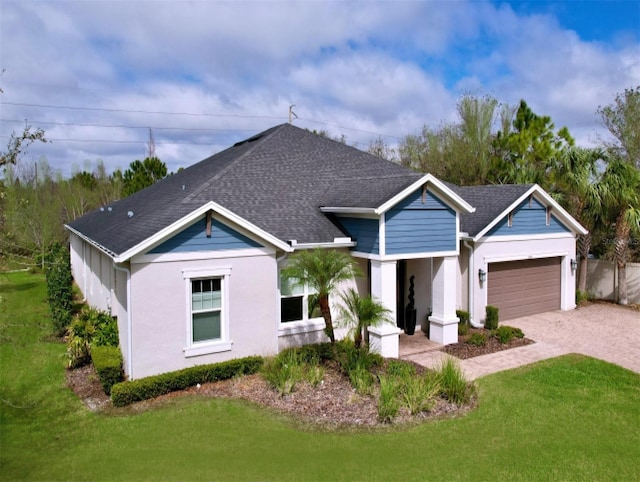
114 263 133 380
463 240 483 328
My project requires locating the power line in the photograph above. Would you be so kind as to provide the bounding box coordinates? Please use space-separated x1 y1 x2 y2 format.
1 101 284 119
0 118 256 133
0 135 216 146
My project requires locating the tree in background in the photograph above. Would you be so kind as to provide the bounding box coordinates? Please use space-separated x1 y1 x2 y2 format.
399 94 501 185
599 158 640 305
0 123 48 168
597 86 640 169
121 157 167 196
367 136 397 162
492 100 574 187
552 147 605 291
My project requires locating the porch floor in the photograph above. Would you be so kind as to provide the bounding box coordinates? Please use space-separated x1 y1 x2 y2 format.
398 331 442 357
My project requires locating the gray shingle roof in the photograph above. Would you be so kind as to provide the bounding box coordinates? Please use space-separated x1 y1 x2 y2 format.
446 183 534 236
68 123 539 258
67 124 421 256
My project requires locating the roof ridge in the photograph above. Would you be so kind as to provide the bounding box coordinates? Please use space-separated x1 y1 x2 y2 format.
182 124 288 203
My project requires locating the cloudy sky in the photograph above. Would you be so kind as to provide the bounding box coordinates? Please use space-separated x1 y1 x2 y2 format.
1 0 638 177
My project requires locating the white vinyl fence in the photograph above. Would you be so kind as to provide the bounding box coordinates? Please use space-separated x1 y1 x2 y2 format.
585 259 640 305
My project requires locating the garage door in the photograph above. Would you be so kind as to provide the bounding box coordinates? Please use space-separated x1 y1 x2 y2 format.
487 257 561 321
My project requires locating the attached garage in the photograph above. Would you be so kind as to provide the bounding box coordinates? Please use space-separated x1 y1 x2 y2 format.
487 257 561 321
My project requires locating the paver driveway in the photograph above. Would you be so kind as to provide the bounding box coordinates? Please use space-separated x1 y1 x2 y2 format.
506 302 640 374
402 302 639 380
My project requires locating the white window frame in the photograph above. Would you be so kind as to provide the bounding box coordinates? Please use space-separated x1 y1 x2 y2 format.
278 270 325 335
182 267 232 357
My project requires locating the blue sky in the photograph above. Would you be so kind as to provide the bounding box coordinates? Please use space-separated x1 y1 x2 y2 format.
1 0 638 176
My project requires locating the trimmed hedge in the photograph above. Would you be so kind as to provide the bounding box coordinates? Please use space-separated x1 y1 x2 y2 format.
484 305 499 330
110 356 264 407
91 346 124 395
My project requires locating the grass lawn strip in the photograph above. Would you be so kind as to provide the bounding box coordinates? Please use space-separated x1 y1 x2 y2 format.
1 272 639 481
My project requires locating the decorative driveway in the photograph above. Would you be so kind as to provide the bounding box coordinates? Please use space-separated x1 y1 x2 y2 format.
401 303 639 380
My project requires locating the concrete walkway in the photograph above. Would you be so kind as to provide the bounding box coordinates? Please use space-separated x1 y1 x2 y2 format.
400 303 639 380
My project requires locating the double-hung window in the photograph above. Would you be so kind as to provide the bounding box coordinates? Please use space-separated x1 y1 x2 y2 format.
280 273 322 324
191 278 222 342
183 267 232 357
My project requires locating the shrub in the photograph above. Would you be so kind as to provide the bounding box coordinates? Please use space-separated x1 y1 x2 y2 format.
495 325 524 344
456 310 470 324
438 358 474 405
348 362 374 395
305 359 325 388
261 350 303 396
401 372 441 415
484 305 499 330
466 332 487 347
45 243 73 336
576 289 591 304
65 306 119 368
111 356 263 407
377 375 400 423
386 359 416 379
289 343 335 364
66 315 95 368
458 322 469 336
335 339 382 375
91 346 123 394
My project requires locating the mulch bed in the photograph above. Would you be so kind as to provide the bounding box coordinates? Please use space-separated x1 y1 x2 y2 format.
441 328 534 359
66 360 476 429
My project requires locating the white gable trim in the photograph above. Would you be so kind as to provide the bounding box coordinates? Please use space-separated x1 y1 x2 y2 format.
472 184 588 242
376 174 475 215
113 201 292 262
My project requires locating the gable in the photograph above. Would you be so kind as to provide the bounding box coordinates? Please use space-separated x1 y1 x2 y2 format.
487 197 571 237
149 216 263 254
385 188 457 255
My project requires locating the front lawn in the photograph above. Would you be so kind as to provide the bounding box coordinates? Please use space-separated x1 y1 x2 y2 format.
1 272 639 481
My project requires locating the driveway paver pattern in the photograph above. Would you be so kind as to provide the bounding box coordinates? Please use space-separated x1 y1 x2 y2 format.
401 303 639 380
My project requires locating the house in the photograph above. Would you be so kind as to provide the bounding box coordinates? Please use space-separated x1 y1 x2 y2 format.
66 124 586 379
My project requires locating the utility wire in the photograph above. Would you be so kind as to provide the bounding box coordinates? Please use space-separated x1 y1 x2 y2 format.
0 135 215 146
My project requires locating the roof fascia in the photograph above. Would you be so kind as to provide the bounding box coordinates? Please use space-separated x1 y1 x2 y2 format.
114 201 293 262
64 224 117 260
472 184 588 242
319 207 377 215
289 239 357 250
375 174 475 215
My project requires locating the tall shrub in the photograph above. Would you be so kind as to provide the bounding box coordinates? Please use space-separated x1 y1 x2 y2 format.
484 305 499 330
45 243 73 336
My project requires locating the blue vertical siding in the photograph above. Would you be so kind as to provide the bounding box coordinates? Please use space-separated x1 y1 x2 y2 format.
487 198 571 236
337 217 380 255
150 217 263 253
385 189 457 255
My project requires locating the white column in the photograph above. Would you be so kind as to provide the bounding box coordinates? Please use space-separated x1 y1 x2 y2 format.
429 256 460 345
369 259 401 357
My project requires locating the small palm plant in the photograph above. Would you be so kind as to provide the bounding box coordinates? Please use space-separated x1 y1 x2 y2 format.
282 249 361 344
337 288 392 349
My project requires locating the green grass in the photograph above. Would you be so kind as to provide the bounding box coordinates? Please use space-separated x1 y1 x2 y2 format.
2 272 640 481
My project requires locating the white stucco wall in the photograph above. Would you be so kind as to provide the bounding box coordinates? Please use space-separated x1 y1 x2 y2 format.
469 234 577 324
68 234 113 311
129 252 278 379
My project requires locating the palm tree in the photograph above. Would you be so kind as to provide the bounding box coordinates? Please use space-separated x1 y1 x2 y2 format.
281 249 361 344
553 147 605 292
337 288 392 349
600 158 640 305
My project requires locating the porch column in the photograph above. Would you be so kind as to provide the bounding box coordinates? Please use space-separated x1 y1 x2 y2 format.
368 259 401 358
429 256 459 345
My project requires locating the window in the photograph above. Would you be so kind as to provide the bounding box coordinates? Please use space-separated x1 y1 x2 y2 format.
280 273 322 323
191 278 222 342
183 267 231 357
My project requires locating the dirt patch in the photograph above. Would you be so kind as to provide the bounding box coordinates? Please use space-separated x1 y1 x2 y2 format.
441 329 535 359
66 361 475 429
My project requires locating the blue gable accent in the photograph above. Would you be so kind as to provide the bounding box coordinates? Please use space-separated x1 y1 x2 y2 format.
385 188 457 255
150 218 263 253
487 198 571 236
337 217 379 255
